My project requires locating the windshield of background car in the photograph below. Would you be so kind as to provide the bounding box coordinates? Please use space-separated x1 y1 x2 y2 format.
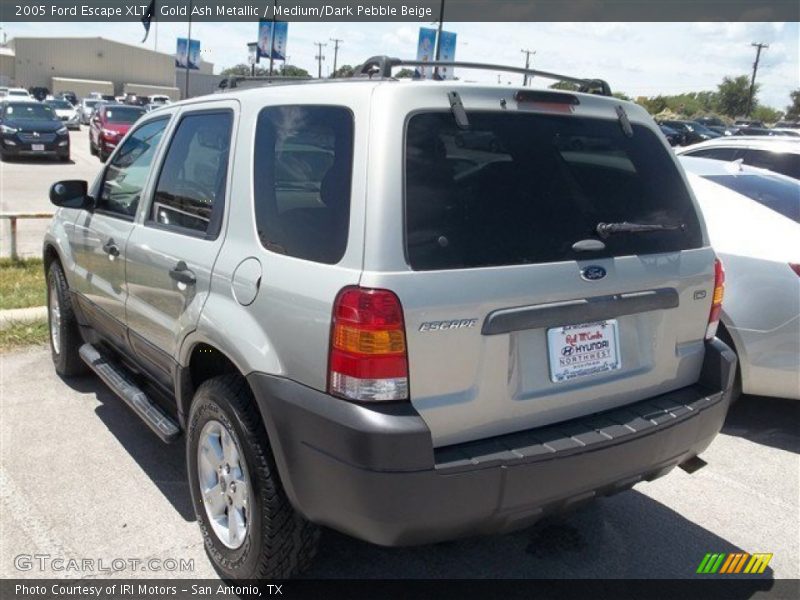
47 100 73 109
704 174 800 223
105 107 145 124
405 111 703 270
4 103 56 120
84 100 98 108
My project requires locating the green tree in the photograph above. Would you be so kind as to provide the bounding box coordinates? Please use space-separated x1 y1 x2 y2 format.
751 105 783 124
221 63 268 77
280 64 310 78
549 81 579 91
395 68 416 78
332 64 355 78
716 75 755 118
786 89 800 121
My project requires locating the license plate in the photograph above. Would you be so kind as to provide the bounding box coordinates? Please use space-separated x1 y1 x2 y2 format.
547 320 621 383
31 144 45 151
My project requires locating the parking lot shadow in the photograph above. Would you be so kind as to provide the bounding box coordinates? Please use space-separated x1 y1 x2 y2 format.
305 492 774 584
60 374 195 522
3 157 74 166
723 394 800 454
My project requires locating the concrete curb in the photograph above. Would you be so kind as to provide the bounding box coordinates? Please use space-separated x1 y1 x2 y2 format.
0 306 48 330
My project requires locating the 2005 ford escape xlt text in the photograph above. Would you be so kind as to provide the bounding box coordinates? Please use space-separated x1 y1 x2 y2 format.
42 56 737 579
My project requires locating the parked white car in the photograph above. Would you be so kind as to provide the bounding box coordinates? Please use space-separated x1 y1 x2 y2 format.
6 88 34 101
687 172 800 400
680 156 799 223
771 128 800 138
677 137 800 180
147 94 171 105
45 98 81 130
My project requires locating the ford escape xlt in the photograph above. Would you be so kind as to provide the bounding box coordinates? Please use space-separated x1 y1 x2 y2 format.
42 57 736 579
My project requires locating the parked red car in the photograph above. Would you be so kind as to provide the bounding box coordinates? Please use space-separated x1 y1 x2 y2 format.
89 104 145 162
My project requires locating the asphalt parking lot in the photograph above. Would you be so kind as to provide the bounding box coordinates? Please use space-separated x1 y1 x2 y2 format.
0 346 797 581
0 128 100 259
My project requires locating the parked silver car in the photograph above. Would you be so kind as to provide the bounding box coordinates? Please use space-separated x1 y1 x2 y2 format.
42 57 736 579
78 98 100 124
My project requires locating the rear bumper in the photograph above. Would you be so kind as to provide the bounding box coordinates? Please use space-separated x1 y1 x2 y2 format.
249 338 736 546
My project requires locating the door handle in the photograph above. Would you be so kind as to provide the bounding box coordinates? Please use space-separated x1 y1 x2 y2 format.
102 238 120 257
169 261 196 286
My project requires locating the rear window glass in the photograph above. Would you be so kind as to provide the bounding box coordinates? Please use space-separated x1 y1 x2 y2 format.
685 148 739 161
741 149 800 180
704 174 800 223
254 106 354 264
105 107 145 124
405 112 703 270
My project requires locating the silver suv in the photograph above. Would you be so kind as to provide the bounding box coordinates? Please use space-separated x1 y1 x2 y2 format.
43 57 736 579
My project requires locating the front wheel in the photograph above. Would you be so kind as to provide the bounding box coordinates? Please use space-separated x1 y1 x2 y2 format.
187 375 319 580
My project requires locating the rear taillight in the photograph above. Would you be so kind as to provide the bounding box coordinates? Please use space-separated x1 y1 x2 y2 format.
705 258 725 340
789 263 800 277
328 287 409 402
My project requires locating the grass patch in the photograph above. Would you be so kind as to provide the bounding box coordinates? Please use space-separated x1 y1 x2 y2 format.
0 319 49 352
0 258 46 310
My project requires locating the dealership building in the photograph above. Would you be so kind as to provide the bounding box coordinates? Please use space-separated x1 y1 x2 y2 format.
0 37 222 99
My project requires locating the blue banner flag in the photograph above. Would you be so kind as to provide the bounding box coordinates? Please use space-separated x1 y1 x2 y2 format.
415 27 437 79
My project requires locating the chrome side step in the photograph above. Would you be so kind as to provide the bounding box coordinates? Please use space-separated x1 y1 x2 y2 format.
79 344 180 443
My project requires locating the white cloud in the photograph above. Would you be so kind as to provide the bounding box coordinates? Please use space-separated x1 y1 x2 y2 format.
3 21 797 108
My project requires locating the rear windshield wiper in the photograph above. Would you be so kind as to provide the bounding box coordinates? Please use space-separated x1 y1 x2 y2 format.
596 221 685 238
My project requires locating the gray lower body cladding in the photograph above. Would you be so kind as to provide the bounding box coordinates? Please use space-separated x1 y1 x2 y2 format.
249 338 736 546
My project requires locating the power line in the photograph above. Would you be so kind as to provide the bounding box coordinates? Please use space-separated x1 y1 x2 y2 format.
314 41 327 79
746 42 768 117
520 48 536 86
330 37 343 77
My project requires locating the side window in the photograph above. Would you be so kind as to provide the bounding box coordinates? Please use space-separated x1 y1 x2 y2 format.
685 147 739 161
150 111 232 237
97 118 168 218
253 106 354 264
742 149 800 179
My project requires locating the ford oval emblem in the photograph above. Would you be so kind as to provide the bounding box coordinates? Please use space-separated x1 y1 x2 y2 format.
581 265 607 281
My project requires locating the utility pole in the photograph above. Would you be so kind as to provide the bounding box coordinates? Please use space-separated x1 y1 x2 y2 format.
314 42 327 79
746 42 768 117
329 38 343 77
520 49 535 86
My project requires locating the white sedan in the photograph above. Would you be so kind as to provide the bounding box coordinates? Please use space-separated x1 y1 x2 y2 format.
686 170 800 400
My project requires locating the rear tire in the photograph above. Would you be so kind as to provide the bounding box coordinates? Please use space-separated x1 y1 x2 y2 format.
47 261 86 377
187 374 319 580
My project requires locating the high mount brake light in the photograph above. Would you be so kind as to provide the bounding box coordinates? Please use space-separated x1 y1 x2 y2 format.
328 287 409 402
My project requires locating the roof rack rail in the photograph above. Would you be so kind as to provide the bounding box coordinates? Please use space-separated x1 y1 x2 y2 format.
218 74 313 90
355 55 612 96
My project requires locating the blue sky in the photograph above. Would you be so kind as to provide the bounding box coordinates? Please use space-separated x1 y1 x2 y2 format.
3 21 798 109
